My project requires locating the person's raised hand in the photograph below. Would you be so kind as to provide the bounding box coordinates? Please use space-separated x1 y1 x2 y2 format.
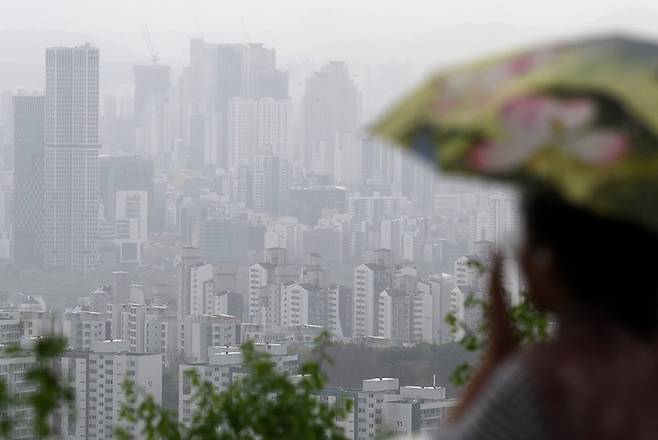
486 252 519 362
451 252 519 422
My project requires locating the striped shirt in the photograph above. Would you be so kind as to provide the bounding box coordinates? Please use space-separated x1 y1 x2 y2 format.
441 356 549 440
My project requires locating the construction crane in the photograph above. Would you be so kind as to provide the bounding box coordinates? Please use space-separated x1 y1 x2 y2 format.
139 24 159 64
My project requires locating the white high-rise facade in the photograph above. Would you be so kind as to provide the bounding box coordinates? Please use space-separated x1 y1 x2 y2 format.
176 247 203 320
56 344 162 440
257 98 291 158
334 130 363 184
353 263 390 338
189 262 214 316
0 355 37 440
43 44 100 272
227 99 258 168
114 190 148 264
248 262 275 324
489 192 518 247
62 310 106 351
228 98 291 168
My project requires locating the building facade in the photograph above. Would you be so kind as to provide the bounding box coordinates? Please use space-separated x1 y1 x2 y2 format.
43 44 101 273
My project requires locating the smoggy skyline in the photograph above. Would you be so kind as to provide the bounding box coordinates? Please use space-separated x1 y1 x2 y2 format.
3 2 658 81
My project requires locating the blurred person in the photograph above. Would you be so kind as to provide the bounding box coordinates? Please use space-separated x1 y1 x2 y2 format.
445 188 658 439
375 35 658 439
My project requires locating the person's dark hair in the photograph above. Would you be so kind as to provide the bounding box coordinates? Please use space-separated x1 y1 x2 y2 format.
523 188 658 337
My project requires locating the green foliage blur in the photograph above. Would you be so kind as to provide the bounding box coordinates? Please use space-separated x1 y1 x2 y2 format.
0 301 545 438
0 336 73 439
446 293 550 386
0 332 350 440
116 331 351 440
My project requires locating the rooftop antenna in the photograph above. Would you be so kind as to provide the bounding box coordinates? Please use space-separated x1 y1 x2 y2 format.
433 374 436 387
194 17 205 40
145 24 159 64
241 20 251 44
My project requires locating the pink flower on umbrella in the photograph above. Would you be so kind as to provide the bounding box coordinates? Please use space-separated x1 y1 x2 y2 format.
467 95 600 173
568 130 629 165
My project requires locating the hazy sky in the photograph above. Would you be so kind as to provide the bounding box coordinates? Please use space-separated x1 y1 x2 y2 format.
4 1 658 92
5 0 658 36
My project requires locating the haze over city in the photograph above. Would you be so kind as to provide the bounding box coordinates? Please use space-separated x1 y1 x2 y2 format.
1 2 658 439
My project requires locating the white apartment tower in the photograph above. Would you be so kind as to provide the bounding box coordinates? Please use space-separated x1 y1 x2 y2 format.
257 98 291 158
189 262 215 316
489 192 518 248
227 99 258 167
248 262 275 324
353 263 391 338
56 346 162 440
114 190 148 264
43 44 100 272
176 247 203 320
179 343 298 427
62 310 106 351
228 98 292 168
0 355 37 440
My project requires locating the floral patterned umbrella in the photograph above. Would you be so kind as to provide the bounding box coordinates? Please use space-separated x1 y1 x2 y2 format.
373 35 658 233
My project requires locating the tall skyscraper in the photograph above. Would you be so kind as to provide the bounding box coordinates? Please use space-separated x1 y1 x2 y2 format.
489 192 518 247
198 218 249 265
227 99 258 168
13 96 44 268
99 155 154 228
134 64 171 158
228 98 291 168
303 62 360 174
353 263 391 338
250 153 289 217
257 98 291 158
133 64 171 117
43 44 100 273
185 39 289 171
334 130 363 184
176 246 203 320
114 190 148 264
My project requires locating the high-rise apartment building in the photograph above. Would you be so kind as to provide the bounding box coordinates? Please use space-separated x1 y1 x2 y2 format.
176 246 203 320
61 310 106 351
180 314 240 363
248 262 275 324
227 98 291 168
250 153 289 216
188 40 288 106
353 263 391 338
13 95 44 268
179 343 297 427
0 354 37 440
189 262 214 316
489 192 518 247
198 218 250 265
133 64 173 158
133 64 171 118
303 62 359 173
43 44 100 273
334 130 363 185
257 98 291 158
56 343 162 440
114 190 148 264
98 155 154 222
227 99 258 167
348 193 403 224
185 40 289 170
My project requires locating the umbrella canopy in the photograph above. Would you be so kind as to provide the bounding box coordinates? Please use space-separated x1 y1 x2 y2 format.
374 34 658 233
